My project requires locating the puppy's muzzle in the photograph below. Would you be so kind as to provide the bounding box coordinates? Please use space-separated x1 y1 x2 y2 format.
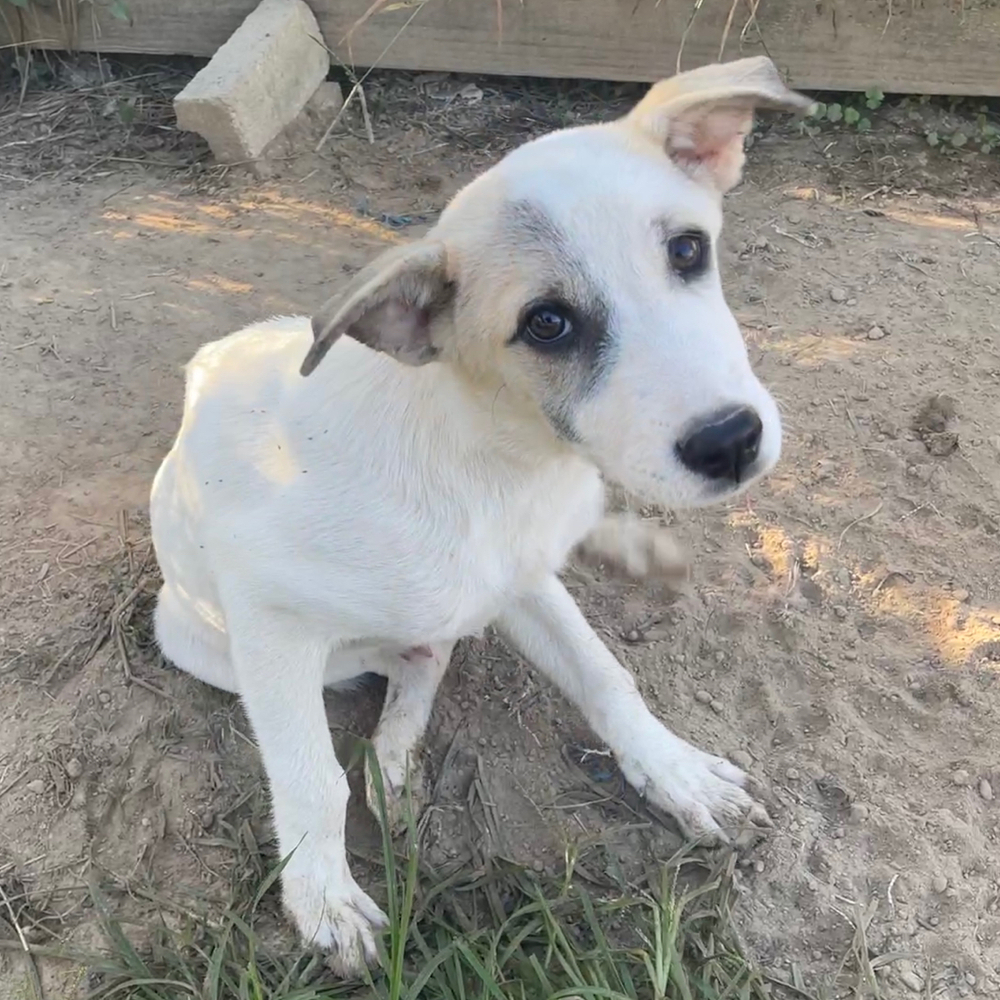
675 405 763 485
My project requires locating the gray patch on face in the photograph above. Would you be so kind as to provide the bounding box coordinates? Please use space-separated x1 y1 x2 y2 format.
541 403 581 443
501 200 619 438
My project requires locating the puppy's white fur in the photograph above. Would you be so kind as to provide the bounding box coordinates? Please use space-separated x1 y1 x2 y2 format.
150 57 810 975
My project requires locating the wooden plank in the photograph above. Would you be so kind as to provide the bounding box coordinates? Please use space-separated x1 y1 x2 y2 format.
4 0 1000 96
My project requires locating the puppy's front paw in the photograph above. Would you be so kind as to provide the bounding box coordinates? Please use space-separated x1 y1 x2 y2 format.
282 859 388 977
577 514 689 586
619 731 770 844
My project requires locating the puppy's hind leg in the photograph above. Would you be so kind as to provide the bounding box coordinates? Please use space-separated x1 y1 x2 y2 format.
154 582 238 694
363 642 455 834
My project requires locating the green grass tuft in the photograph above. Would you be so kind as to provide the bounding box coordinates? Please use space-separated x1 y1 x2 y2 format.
75 747 784 1000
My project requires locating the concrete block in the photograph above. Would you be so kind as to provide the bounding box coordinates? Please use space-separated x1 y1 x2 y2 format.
306 80 344 120
174 0 329 163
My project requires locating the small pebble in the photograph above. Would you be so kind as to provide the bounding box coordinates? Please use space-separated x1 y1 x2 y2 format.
829 286 848 303
785 767 801 782
710 698 724 714
199 809 215 829
980 778 994 801
843 650 857 661
141 816 151 828
899 970 924 993
731 750 753 769
98 691 111 705
866 324 886 340
532 859 544 873
694 689 713 705
952 769 971 787
65 758 83 779
753 860 765 873
932 874 948 893
850 803 870 822
952 588 970 602
833 605 848 619
26 779 45 795
965 972 977 987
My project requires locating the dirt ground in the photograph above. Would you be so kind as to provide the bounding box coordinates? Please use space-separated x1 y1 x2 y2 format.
2 56 1000 999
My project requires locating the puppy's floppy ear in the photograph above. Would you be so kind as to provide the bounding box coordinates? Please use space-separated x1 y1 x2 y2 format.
301 239 453 376
623 56 812 193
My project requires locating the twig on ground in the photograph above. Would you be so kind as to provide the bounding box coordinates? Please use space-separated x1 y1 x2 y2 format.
0 879 44 1000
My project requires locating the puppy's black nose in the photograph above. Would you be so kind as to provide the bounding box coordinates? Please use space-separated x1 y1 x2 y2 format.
675 405 763 484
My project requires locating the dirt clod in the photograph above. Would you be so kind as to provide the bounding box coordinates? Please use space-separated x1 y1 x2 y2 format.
912 394 960 455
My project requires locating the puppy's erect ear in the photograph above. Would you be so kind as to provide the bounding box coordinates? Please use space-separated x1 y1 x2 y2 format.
301 239 453 376
623 56 812 193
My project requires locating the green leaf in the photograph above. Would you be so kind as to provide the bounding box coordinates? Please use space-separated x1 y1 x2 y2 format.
826 103 843 123
809 101 827 120
117 97 136 123
108 0 131 22
864 86 884 110
857 117 871 132
5 0 31 9
843 106 861 125
950 131 968 148
925 130 939 146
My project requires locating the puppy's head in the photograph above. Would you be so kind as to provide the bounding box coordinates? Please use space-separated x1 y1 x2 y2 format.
303 57 811 508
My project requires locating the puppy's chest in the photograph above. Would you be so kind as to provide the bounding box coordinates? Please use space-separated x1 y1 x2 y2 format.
406 473 603 638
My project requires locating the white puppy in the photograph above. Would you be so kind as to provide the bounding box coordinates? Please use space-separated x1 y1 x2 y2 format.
150 57 810 975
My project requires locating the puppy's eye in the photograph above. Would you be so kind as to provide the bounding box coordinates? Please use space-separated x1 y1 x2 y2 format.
667 232 707 276
521 303 574 346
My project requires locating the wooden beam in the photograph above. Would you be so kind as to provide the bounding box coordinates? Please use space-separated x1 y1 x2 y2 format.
4 0 1000 96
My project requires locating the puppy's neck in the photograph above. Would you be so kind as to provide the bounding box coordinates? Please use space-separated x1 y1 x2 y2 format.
418 359 585 471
